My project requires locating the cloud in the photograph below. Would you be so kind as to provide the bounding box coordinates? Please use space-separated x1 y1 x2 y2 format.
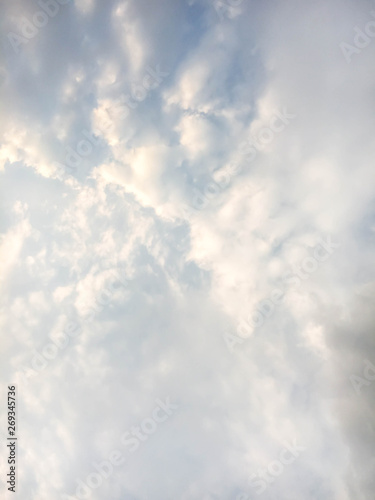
0 0 374 499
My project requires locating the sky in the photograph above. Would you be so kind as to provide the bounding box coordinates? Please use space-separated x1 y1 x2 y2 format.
0 0 375 499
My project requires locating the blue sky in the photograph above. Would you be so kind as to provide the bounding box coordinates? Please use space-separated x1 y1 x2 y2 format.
0 0 375 499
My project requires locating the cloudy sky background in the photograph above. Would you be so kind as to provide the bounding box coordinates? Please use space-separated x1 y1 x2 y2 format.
0 0 375 498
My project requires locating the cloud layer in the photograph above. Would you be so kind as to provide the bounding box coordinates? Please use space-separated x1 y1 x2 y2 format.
0 0 375 499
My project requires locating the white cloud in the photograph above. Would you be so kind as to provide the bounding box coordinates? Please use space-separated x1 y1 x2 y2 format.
0 0 375 499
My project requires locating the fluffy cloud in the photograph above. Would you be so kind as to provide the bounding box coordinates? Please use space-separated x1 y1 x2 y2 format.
0 0 374 499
